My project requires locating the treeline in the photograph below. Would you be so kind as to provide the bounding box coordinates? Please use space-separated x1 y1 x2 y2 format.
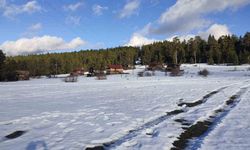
140 33 250 65
1 32 250 78
5 47 139 77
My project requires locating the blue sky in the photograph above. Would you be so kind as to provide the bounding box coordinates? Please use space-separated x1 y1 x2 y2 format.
0 0 250 56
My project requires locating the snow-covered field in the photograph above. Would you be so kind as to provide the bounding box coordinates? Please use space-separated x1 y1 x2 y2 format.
0 64 250 150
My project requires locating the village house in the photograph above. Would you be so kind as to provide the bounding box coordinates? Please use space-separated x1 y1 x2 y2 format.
16 70 30 81
166 64 184 76
95 70 107 80
123 64 135 70
87 67 95 77
166 64 180 72
71 68 84 76
147 62 165 71
64 75 78 82
106 64 123 74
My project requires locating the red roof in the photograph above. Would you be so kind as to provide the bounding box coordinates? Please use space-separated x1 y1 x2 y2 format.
108 64 123 69
73 68 84 72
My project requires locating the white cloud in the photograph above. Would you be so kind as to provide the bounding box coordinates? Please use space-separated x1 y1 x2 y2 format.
92 4 108 16
22 23 43 37
126 32 195 47
65 16 81 25
150 0 161 6
128 0 248 45
119 0 140 18
126 23 231 47
2 0 41 18
29 23 42 31
0 36 86 56
0 0 6 8
64 2 83 11
126 33 157 47
199 24 231 40
166 34 195 42
166 24 231 42
150 0 250 35
22 0 41 13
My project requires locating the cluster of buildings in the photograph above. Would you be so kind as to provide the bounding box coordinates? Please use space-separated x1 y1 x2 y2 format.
14 62 183 81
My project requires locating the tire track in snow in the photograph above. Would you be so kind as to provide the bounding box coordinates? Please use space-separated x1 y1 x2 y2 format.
178 87 227 108
85 86 227 150
171 86 249 150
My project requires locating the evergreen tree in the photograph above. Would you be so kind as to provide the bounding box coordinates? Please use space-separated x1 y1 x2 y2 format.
0 50 6 68
0 50 6 81
208 35 221 64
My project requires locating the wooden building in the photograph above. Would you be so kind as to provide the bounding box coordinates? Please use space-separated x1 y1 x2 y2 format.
106 65 123 74
166 64 184 76
147 62 165 71
16 70 30 80
72 68 84 76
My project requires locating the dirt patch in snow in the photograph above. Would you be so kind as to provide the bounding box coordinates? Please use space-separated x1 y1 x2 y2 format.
171 120 212 150
178 90 222 108
167 109 185 115
174 119 192 126
171 87 247 150
5 130 27 139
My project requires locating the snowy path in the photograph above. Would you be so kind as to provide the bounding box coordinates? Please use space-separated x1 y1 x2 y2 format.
109 82 250 150
103 86 227 149
175 83 250 150
197 84 250 150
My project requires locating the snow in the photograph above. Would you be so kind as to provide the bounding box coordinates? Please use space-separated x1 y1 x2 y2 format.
197 85 250 150
0 64 250 150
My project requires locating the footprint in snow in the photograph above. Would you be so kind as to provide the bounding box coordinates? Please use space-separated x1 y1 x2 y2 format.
72 121 82 125
123 140 138 147
49 131 57 136
136 118 144 122
115 113 125 116
56 122 68 129
63 128 75 133
85 122 95 126
70 119 76 123
95 127 104 133
103 116 110 121
98 112 105 115
54 137 64 142
106 122 122 126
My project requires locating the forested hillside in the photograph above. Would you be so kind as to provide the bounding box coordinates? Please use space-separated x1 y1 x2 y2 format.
141 33 250 65
5 47 139 77
1 32 250 77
